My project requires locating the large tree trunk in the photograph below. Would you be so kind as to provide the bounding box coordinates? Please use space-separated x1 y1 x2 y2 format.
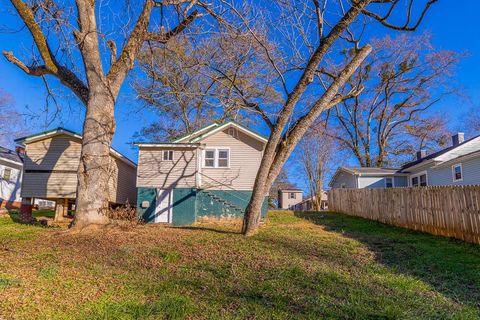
72 86 116 229
242 155 273 236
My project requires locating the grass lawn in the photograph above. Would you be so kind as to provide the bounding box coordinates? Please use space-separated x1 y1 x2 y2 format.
0 210 479 319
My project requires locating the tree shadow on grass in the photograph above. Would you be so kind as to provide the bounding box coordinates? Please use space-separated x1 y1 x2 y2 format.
295 211 480 310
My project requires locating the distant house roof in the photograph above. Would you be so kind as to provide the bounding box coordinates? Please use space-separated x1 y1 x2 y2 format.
0 146 23 165
401 134 480 170
337 167 403 176
136 121 268 146
278 188 303 192
15 127 136 168
328 166 406 188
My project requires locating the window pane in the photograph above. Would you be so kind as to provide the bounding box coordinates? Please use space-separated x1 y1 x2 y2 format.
163 150 173 160
3 169 11 181
420 174 427 186
454 166 462 180
218 159 228 167
412 177 419 187
205 150 215 159
205 159 214 167
218 150 228 159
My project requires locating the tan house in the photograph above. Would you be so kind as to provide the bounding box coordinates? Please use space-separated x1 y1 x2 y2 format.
15 128 137 218
278 188 303 209
135 121 268 225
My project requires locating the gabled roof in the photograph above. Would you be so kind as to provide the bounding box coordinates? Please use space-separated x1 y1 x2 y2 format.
136 121 268 146
172 123 220 143
190 121 268 143
335 167 403 176
329 166 406 187
15 128 136 168
401 134 480 170
0 146 23 165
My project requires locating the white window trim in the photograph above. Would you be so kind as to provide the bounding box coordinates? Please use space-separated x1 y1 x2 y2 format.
162 150 174 161
452 163 463 182
202 147 231 169
409 171 428 187
385 177 395 188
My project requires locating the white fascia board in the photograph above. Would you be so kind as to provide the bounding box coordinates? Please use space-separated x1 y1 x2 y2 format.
172 123 219 143
136 143 201 148
0 157 23 167
191 122 268 143
20 129 82 145
357 172 407 177
435 137 480 162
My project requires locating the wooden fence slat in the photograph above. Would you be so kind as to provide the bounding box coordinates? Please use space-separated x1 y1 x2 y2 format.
328 186 480 245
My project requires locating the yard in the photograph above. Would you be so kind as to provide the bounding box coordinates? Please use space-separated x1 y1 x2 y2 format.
0 210 479 319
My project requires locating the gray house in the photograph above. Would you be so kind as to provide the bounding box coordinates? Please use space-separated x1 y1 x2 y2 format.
330 132 480 189
329 167 408 189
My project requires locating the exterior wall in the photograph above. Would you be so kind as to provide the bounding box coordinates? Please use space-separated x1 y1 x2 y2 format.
197 190 268 219
22 135 80 199
407 156 480 187
21 134 136 204
108 157 137 205
137 187 268 225
394 176 408 187
278 190 303 209
357 176 408 189
330 171 357 189
0 159 22 207
200 129 264 190
137 147 197 189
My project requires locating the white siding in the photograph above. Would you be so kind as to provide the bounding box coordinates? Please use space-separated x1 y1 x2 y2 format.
420 156 480 186
201 129 264 191
137 147 198 189
0 159 22 203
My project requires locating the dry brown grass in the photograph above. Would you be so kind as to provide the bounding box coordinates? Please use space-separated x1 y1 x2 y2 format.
0 211 479 319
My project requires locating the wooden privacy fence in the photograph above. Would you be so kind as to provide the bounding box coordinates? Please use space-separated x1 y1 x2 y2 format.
328 186 480 245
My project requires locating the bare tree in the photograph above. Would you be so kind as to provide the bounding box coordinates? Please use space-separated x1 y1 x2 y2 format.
134 28 281 140
201 0 439 235
297 121 336 211
3 0 201 226
327 33 458 167
0 89 26 148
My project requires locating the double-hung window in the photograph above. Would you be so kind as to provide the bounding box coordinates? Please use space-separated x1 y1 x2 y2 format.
411 173 427 187
163 150 174 161
452 164 463 182
289 192 296 199
411 176 419 187
204 148 229 168
3 168 12 181
419 174 427 186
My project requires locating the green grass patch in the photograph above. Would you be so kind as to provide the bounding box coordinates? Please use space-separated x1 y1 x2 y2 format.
0 210 479 319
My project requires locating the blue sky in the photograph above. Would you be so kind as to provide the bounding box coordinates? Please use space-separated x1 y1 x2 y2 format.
1 1 479 189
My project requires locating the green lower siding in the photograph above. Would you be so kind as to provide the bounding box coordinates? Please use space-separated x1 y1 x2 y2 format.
137 188 267 225
137 187 156 223
172 189 196 225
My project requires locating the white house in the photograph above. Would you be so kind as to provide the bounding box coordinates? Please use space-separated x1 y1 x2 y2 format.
330 132 480 189
0 146 23 208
